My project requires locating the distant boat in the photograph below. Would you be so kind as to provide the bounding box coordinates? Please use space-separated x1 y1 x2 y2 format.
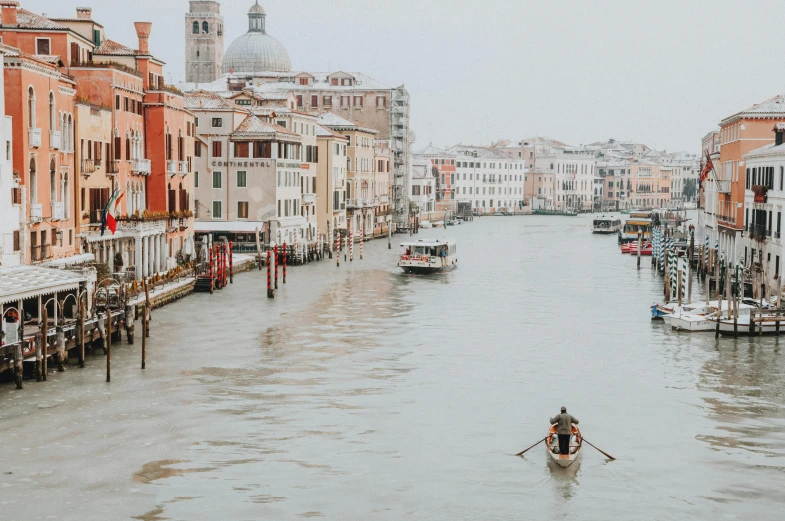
593 217 622 234
533 209 578 217
398 239 458 274
546 424 582 468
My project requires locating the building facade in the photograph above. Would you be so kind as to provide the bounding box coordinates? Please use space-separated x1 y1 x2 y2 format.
185 1 225 85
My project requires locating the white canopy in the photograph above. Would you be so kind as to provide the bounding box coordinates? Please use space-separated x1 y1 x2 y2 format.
0 266 87 306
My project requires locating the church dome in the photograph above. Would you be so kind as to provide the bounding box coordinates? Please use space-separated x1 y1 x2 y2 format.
223 2 291 74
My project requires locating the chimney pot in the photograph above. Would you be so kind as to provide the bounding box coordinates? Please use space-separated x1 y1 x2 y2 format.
76 7 92 20
134 22 152 54
1 2 19 27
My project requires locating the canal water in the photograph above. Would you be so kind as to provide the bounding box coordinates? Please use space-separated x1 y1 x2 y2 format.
1 215 784 520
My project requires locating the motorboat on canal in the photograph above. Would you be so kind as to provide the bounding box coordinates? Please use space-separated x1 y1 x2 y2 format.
546 424 582 468
398 239 457 274
669 301 755 332
593 217 622 234
619 216 653 244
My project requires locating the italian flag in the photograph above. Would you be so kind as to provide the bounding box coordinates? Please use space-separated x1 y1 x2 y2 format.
101 189 125 236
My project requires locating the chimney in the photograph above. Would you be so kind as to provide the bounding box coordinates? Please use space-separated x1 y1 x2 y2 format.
0 1 19 27
134 22 152 54
76 7 92 20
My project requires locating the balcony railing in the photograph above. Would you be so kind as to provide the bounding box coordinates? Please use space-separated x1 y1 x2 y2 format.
49 131 61 150
30 244 51 262
107 159 120 174
302 193 316 204
717 180 731 194
81 158 95 175
167 160 178 177
131 158 151 175
346 197 378 208
28 128 41 148
750 224 769 240
30 203 42 223
178 161 189 175
51 202 64 221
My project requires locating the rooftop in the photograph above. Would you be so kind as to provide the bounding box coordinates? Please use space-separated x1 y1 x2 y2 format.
0 266 86 306
184 90 234 110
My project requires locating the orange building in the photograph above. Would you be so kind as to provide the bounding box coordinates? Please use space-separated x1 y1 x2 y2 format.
1 3 79 264
714 95 785 259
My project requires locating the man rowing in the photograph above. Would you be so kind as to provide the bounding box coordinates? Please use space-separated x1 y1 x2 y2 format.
550 406 579 455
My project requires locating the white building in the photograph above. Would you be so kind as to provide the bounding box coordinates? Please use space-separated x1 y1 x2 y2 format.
534 148 597 212
0 44 17 266
741 127 785 295
410 158 435 214
447 145 525 214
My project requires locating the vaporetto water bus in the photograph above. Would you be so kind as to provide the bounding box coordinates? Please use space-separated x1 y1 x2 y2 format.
592 217 622 234
398 240 457 274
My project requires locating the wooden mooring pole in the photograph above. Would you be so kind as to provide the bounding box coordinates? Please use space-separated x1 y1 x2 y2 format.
106 310 112 383
41 304 48 381
141 303 147 370
283 241 287 284
636 228 642 270
78 298 86 368
274 244 279 290
267 250 274 299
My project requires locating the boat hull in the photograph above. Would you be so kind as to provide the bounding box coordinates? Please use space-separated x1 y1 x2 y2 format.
399 264 457 275
546 426 582 468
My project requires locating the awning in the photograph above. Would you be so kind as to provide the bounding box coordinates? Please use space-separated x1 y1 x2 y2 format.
41 253 95 268
195 221 266 233
0 266 87 306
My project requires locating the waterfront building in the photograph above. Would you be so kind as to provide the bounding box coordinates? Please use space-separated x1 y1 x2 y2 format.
708 95 785 263
524 168 554 210
0 3 79 264
188 90 308 246
318 112 379 238
739 124 785 294
410 157 435 215
0 44 17 266
185 1 225 84
448 145 525 214
373 139 392 236
179 2 411 231
414 144 456 213
315 123 348 238
534 148 596 212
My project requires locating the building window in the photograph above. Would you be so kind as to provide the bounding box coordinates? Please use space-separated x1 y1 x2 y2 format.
195 172 199 188
237 170 247 187
212 200 221 218
212 141 222 157
192 21 199 34
212 171 222 189
211 118 223 128
237 201 248 219
202 21 209 34
36 38 50 55
324 96 332 106
235 142 249 158
296 95 303 107
195 141 202 157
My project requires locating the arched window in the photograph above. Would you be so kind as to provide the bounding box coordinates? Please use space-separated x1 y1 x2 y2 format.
48 92 55 131
202 21 209 34
27 87 36 129
50 158 57 203
29 158 37 203
192 21 199 34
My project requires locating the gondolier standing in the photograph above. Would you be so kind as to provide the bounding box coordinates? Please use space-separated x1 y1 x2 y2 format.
550 406 579 455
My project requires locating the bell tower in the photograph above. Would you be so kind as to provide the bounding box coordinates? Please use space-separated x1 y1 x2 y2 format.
185 1 224 84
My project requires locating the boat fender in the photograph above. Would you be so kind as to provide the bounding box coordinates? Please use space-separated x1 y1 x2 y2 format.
423 256 429 263
402 255 409 261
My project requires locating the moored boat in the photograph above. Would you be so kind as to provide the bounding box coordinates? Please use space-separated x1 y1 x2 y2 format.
546 424 582 468
398 239 457 274
670 302 755 332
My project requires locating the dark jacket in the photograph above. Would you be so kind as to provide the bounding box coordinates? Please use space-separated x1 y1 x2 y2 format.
550 412 579 435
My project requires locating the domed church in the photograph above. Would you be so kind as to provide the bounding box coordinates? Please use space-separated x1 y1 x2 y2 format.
185 1 291 83
222 2 291 74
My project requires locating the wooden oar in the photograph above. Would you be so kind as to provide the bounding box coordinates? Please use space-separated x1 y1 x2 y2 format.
582 438 615 460
515 437 547 457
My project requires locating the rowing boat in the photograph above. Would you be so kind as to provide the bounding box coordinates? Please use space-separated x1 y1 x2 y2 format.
546 424 582 467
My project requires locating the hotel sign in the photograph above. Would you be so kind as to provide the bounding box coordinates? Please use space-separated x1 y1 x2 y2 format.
277 162 302 169
212 161 271 168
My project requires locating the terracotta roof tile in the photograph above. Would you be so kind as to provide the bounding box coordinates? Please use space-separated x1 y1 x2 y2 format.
94 39 136 56
184 90 234 110
235 114 297 136
15 8 66 30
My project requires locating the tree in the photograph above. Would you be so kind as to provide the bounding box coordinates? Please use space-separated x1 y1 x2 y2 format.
682 179 697 200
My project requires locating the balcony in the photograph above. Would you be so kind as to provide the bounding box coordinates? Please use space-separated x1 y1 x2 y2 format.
80 158 95 175
750 223 769 241
30 203 42 223
178 161 189 175
346 198 377 209
49 131 61 150
51 201 64 221
302 193 316 204
378 194 389 204
166 160 178 177
131 158 151 175
107 159 120 175
716 180 731 194
28 128 41 148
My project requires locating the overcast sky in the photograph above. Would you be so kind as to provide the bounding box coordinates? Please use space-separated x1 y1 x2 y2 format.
27 0 785 153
